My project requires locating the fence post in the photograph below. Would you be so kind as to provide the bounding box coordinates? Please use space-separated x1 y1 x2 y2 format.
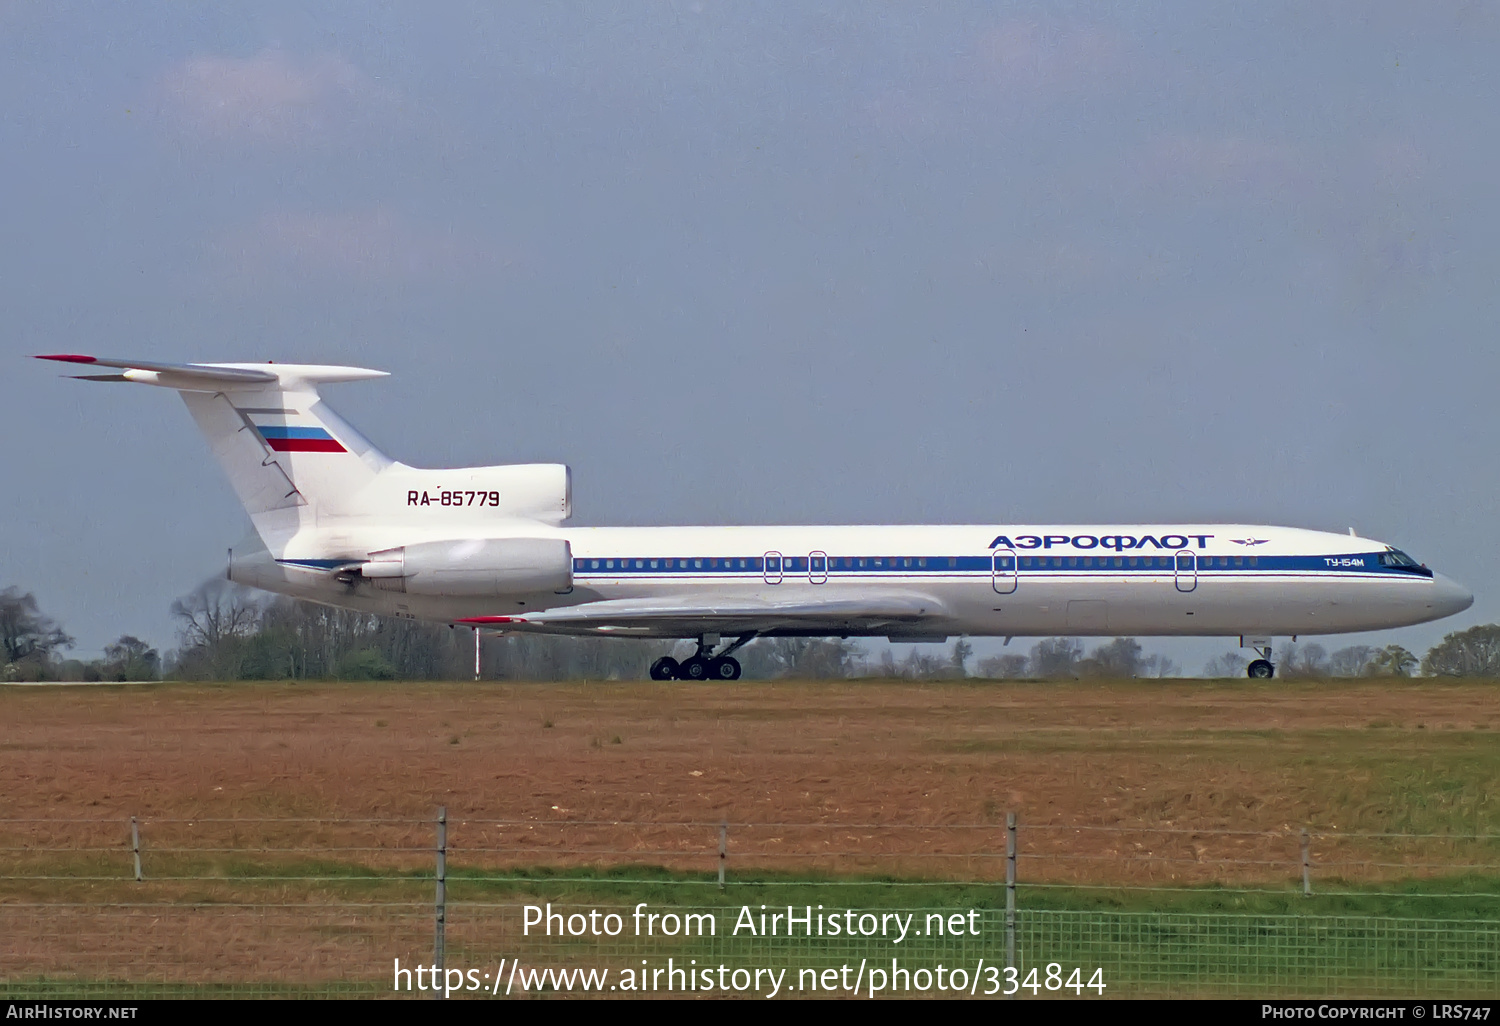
130 816 142 883
1005 812 1017 981
435 807 447 998
473 628 481 681
1301 828 1312 897
718 820 728 891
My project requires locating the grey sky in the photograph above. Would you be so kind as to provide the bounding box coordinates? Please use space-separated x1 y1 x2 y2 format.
3 3 1496 670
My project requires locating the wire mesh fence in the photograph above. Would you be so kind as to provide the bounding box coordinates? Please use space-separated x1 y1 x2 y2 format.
2 814 1498 998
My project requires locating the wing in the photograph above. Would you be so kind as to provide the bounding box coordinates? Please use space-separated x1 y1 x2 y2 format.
456 592 954 638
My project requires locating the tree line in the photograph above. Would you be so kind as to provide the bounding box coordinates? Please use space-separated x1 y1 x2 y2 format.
4 581 1500 682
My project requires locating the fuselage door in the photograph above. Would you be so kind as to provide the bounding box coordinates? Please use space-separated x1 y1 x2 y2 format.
808 550 828 585
763 551 784 585
1174 549 1197 593
992 548 1018 594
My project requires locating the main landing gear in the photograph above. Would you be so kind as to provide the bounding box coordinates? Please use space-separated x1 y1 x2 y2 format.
649 633 755 681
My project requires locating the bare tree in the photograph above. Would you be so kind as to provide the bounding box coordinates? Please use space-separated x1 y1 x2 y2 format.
1279 642 1330 679
949 638 974 677
741 637 863 679
1327 645 1377 677
898 647 951 679
1137 653 1180 678
169 580 264 679
102 635 160 681
1203 652 1249 678
1030 637 1084 679
1079 637 1143 678
976 653 1030 679
171 580 262 650
0 587 73 680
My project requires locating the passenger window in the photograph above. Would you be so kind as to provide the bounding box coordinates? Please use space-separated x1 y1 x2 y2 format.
590 560 599 569
605 560 614 569
1128 557 1138 567
1052 557 1062 568
918 558 927 568
1113 557 1123 568
694 558 702 569
948 557 957 568
1066 557 1077 568
1248 557 1258 567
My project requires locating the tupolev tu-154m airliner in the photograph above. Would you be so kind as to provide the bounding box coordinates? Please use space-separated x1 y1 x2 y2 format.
39 355 1473 681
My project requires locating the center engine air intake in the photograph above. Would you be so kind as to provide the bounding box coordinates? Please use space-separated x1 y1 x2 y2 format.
361 538 572 596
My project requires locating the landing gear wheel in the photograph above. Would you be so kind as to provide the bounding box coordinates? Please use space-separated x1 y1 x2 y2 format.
710 657 741 680
679 656 711 680
649 656 679 681
1247 659 1275 679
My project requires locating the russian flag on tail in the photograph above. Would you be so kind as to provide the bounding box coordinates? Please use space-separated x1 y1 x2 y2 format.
255 424 347 453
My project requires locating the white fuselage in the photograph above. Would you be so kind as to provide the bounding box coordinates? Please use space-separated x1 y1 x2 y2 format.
238 522 1473 640
40 357 1473 656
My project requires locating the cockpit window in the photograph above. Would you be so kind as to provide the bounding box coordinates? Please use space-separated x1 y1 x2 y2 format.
1379 550 1419 567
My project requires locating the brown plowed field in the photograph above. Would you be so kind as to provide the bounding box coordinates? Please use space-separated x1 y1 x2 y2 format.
2 679 1497 886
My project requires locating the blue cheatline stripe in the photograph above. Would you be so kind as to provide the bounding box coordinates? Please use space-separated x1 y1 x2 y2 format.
567 553 1431 578
255 425 335 440
274 552 1432 579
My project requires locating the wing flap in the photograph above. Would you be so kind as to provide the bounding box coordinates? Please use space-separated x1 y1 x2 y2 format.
457 592 951 637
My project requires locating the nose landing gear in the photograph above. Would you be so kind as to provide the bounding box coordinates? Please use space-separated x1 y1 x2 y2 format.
1242 637 1276 679
649 633 754 681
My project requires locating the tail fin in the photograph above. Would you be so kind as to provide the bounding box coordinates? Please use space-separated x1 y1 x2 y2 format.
38 356 391 554
39 355 572 563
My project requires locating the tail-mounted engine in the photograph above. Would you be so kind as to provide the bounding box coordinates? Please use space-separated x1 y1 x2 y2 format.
360 538 573 596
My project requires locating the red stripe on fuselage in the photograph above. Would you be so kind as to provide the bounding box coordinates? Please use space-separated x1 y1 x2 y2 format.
265 437 347 453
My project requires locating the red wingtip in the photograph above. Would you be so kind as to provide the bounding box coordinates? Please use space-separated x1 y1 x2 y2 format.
455 616 523 625
35 354 98 364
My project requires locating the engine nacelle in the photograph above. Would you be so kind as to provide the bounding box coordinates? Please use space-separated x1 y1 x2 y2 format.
362 537 573 596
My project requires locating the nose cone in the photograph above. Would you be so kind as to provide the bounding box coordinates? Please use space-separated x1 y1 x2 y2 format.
1431 574 1474 620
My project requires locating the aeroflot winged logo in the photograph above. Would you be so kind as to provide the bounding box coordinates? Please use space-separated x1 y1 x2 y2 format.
989 533 1214 551
1231 537 1270 547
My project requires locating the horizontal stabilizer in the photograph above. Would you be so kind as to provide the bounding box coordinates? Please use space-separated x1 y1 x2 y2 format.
36 354 386 391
